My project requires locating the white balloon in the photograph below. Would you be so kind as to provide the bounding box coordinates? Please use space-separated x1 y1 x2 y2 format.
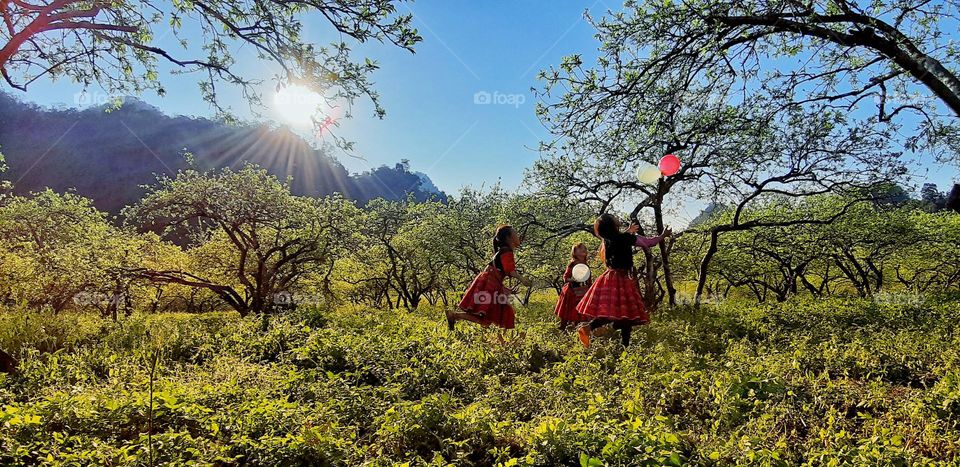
636 163 662 185
634 161 655 178
571 263 591 283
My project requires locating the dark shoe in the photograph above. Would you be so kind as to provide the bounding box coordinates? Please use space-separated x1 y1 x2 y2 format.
445 309 456 331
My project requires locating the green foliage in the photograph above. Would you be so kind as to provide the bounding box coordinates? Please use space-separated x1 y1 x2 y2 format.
2 0 421 134
552 0 960 156
0 190 151 314
683 195 960 302
125 166 358 316
3 297 960 464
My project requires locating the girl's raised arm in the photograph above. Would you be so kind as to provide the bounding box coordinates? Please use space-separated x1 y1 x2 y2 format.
634 227 672 249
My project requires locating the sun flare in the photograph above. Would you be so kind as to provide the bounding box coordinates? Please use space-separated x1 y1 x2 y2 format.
274 84 325 127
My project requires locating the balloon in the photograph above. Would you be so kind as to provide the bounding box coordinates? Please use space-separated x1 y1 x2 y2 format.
636 162 662 185
659 154 681 176
572 263 591 283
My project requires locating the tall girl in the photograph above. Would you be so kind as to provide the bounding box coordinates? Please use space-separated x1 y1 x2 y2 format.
447 225 532 332
554 243 591 330
576 214 671 347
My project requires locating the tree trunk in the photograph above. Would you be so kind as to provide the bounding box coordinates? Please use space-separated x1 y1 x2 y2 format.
0 349 17 375
695 230 721 305
653 205 677 306
639 249 657 309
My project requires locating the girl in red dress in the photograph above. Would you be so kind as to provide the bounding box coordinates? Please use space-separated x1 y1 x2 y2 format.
446 225 532 332
576 214 671 347
554 243 591 330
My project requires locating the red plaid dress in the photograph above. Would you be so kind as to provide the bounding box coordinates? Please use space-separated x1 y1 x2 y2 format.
554 262 590 322
457 251 516 329
576 268 648 324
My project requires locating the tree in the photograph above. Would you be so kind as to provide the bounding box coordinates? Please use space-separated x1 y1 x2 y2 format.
820 201 920 296
507 192 596 296
135 235 224 314
532 73 746 307
0 0 420 128
0 189 134 314
707 198 837 302
360 198 453 310
685 105 903 304
576 0 960 155
921 183 945 211
436 186 511 279
125 165 348 316
891 210 960 292
534 49 901 306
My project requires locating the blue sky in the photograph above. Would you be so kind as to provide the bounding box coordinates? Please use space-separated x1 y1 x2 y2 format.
17 0 959 206
22 1 612 195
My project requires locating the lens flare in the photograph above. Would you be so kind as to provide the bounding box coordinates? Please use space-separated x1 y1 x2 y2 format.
274 84 325 127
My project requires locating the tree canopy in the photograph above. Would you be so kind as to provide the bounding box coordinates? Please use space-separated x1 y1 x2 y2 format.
0 0 421 126
539 0 959 156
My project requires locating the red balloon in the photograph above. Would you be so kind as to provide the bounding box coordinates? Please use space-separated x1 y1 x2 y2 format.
659 154 681 176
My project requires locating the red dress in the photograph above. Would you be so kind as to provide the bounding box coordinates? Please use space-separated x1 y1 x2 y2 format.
576 233 659 324
554 262 590 322
457 250 516 329
576 269 648 323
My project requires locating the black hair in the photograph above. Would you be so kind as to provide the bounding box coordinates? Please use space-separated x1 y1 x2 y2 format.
594 213 621 263
492 224 515 253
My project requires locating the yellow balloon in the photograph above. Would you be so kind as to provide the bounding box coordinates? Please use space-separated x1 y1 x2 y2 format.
636 164 662 185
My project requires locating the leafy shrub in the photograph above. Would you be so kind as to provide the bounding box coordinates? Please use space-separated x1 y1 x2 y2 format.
2 297 960 464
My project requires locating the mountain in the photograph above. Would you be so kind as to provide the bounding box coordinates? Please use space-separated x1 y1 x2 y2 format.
0 93 445 213
415 172 443 196
687 202 726 229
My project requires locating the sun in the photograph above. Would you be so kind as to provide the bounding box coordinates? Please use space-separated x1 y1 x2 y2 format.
274 84 325 127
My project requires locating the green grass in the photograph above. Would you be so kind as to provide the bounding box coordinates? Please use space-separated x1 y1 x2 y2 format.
2 296 960 465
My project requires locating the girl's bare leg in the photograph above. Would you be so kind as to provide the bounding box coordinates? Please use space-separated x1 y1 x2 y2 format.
452 311 484 324
445 309 485 330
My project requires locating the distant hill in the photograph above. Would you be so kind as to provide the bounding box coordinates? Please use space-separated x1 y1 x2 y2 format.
687 202 726 229
0 93 445 213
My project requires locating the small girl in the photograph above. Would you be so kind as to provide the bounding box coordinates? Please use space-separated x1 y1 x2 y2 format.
576 214 671 347
554 243 591 330
446 224 532 332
